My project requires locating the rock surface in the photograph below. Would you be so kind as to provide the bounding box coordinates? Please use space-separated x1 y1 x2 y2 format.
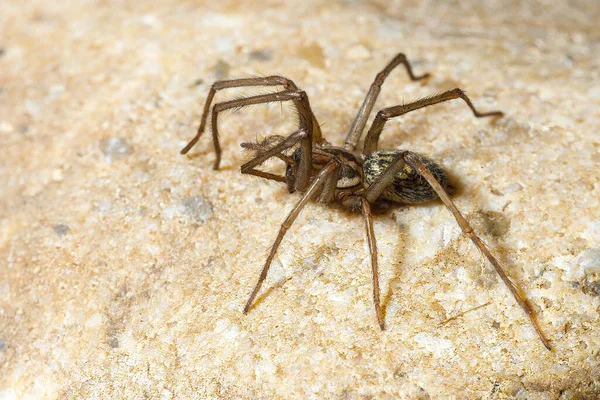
1 0 599 398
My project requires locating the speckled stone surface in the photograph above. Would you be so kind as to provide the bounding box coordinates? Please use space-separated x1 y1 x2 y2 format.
1 1 599 398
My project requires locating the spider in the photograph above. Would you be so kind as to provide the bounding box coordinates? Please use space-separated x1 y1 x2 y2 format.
181 53 551 351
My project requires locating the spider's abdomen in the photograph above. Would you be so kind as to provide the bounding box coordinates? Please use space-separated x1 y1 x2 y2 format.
363 150 449 204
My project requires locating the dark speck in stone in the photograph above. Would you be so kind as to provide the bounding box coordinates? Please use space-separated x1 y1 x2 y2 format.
53 224 70 236
213 59 230 80
249 49 273 61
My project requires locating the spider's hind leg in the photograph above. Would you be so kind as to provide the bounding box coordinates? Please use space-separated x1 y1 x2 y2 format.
404 152 551 351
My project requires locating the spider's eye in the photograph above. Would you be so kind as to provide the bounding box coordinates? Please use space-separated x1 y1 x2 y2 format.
337 164 361 189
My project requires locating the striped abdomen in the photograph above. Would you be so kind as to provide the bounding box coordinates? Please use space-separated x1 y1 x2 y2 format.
363 150 449 204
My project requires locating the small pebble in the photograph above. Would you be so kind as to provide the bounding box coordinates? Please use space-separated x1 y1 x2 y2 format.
107 337 119 348
298 42 326 69
572 248 600 296
190 78 204 87
182 196 213 223
473 210 510 237
52 224 70 236
0 339 5 349
582 276 600 296
249 49 273 61
213 59 230 80
99 138 133 162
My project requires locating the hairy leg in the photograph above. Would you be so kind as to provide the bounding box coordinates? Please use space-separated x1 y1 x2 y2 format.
240 129 313 189
404 151 551 351
181 77 323 170
243 161 339 313
345 53 430 151
363 88 503 155
192 90 316 190
361 198 385 330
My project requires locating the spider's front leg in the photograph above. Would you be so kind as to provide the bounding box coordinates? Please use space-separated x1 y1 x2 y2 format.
182 76 298 154
186 89 317 174
181 77 322 172
344 53 431 151
243 161 339 314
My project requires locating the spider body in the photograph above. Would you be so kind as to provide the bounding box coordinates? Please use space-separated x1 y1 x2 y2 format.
182 53 551 350
284 145 447 206
285 145 363 195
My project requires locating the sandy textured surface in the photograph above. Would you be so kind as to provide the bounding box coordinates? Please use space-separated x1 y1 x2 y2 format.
1 0 599 398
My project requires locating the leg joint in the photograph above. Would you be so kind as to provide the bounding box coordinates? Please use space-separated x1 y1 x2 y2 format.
376 109 391 120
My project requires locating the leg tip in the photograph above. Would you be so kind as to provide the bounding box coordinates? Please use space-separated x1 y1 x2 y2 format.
243 301 252 314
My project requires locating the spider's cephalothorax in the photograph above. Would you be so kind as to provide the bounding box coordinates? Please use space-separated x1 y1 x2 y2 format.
181 53 551 350
284 145 363 197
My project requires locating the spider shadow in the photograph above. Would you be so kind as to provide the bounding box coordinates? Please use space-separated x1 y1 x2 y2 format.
242 168 501 329
376 187 521 329
245 276 293 314
372 169 469 325
371 201 425 323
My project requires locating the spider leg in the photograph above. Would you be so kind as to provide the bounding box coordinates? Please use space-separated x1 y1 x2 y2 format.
316 164 341 204
363 88 503 155
345 53 430 151
360 198 385 330
241 129 314 191
181 76 322 160
182 77 296 155
243 161 338 314
404 152 551 351
362 151 409 204
197 90 317 181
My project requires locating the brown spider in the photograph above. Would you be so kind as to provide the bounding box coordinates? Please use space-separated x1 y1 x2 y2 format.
181 53 551 351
